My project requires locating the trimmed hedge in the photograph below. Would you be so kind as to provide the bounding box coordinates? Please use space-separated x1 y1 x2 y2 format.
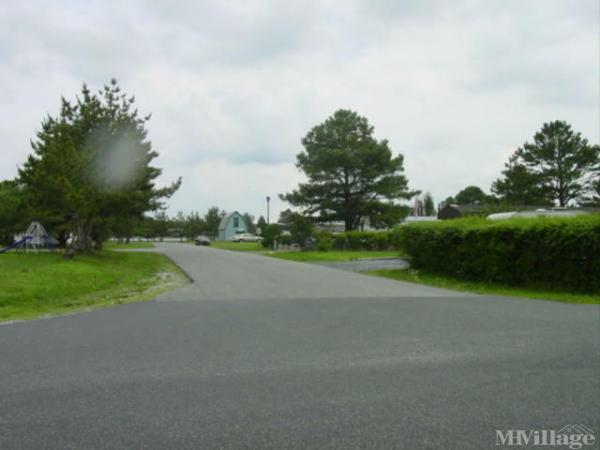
315 231 393 251
391 216 600 293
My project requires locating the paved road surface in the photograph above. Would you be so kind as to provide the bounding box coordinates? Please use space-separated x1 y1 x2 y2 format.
1 243 598 449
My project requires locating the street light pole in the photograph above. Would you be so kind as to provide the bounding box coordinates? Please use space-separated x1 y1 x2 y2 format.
266 196 270 224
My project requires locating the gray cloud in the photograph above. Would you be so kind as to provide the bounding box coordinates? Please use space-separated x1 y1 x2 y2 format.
0 0 597 218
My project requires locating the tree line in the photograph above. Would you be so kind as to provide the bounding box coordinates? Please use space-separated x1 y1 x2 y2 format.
110 209 265 243
0 81 598 251
280 112 598 228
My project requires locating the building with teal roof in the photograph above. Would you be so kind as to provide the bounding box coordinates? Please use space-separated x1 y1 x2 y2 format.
217 211 247 240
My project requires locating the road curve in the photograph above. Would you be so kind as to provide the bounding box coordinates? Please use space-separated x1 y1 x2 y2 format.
0 243 598 449
154 243 465 301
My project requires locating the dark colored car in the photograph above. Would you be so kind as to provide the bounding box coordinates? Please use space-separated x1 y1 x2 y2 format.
194 235 211 246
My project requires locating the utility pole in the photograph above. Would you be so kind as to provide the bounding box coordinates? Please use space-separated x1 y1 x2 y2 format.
266 196 270 224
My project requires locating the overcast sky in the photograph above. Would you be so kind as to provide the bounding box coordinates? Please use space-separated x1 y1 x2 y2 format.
1 0 598 220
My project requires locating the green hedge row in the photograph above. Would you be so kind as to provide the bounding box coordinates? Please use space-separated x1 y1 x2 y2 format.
390 216 600 293
315 231 393 251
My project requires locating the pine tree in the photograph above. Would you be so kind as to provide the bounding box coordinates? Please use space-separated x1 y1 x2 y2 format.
19 80 180 252
281 109 417 231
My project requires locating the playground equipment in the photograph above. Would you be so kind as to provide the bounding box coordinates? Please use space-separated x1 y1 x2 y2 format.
0 221 56 253
0 236 32 253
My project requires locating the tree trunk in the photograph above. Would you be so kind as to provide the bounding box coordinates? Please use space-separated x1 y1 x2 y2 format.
73 217 94 253
344 216 353 231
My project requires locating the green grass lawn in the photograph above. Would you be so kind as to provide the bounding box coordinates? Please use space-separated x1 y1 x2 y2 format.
266 250 401 262
210 241 264 251
367 269 600 304
0 250 188 321
104 241 155 249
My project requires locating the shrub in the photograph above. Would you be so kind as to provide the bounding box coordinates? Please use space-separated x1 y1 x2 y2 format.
391 216 600 293
261 224 282 249
326 230 393 251
278 234 293 246
314 232 333 251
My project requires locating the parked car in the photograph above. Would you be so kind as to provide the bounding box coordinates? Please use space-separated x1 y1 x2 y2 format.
230 233 262 243
194 235 211 246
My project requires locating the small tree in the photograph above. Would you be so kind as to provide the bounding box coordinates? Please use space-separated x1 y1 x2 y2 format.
256 216 267 235
204 206 223 239
242 212 256 234
153 210 170 241
279 210 313 247
174 211 186 241
423 192 435 216
261 224 282 249
185 212 205 240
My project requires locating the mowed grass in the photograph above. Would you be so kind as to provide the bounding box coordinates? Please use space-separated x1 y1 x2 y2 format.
267 250 401 262
210 241 263 251
0 251 188 321
104 241 155 249
367 269 600 304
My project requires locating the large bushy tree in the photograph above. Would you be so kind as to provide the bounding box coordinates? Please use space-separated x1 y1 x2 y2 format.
280 110 417 231
492 121 599 207
18 80 181 252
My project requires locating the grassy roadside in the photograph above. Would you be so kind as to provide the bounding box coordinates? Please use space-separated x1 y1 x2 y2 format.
0 250 188 322
366 269 600 304
209 241 264 251
104 241 155 250
207 241 404 260
266 250 401 262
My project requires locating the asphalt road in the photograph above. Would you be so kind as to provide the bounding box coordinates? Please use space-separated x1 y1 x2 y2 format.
1 243 598 449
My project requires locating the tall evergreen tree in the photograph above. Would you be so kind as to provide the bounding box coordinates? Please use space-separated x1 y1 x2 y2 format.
18 80 180 252
256 216 267 234
491 155 552 206
492 121 599 207
281 109 417 231
242 212 256 234
204 206 223 239
423 192 435 216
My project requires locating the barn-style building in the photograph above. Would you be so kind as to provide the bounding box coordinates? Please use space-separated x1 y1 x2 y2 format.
217 211 247 240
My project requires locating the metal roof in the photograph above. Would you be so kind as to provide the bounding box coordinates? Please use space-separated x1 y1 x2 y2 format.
218 211 241 230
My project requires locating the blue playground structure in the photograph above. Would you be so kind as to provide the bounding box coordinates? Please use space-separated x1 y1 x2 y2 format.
0 236 32 253
0 222 57 253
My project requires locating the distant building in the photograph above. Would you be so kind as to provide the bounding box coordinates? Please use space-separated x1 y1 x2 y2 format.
437 204 486 220
314 219 380 233
217 211 247 240
403 216 438 224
